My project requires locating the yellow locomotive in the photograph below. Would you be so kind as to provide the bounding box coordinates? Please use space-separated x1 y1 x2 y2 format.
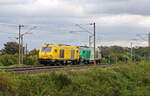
38 44 80 65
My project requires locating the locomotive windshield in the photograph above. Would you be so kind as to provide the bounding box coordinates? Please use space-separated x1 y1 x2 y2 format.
41 47 52 52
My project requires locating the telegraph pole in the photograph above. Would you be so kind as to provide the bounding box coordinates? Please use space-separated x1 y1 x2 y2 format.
131 42 133 63
89 35 92 47
21 35 24 64
148 33 150 62
26 43 27 64
94 23 96 66
19 24 24 64
90 22 96 65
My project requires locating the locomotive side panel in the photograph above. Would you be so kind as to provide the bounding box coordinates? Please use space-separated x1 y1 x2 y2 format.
38 44 79 65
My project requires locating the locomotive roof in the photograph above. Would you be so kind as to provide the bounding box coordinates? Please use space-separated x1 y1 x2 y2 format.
42 44 78 48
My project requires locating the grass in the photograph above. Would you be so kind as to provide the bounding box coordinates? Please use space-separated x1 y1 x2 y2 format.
1 63 150 96
0 64 44 69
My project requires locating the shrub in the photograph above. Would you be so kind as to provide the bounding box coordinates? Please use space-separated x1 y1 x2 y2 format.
101 57 107 64
26 55 40 65
17 75 48 96
17 72 72 96
0 71 17 96
50 72 72 90
1 63 150 96
0 54 18 66
0 54 40 66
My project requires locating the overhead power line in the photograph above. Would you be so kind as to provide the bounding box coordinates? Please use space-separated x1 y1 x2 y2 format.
136 34 147 41
0 31 17 34
0 23 16 25
75 24 92 35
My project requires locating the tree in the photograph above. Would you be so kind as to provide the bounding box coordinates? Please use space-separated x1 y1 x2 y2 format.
3 42 20 54
29 48 39 56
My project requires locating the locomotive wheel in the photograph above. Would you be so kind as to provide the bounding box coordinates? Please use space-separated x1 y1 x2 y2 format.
60 61 64 65
77 60 80 64
72 60 76 65
44 62 48 66
87 60 90 64
72 61 75 65
54 61 59 66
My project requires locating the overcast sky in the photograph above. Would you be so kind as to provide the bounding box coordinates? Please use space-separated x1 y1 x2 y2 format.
0 0 150 50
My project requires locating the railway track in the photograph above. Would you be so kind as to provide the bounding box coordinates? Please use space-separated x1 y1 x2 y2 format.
0 64 113 75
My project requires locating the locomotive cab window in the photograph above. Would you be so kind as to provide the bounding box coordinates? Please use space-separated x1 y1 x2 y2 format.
41 47 52 52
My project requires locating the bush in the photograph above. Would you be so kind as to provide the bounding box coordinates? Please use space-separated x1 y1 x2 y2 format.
101 57 107 64
17 75 49 96
0 71 17 96
0 54 40 66
26 55 40 65
1 63 150 96
50 72 72 90
0 54 18 66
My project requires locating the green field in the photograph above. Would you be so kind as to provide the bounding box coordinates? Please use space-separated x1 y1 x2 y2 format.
1 63 150 96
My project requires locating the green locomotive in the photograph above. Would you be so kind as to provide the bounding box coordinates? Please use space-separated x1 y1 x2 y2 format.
79 48 91 64
79 46 101 64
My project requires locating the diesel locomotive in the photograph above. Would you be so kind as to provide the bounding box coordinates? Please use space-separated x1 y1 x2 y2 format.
38 44 80 65
38 44 101 65
79 46 101 64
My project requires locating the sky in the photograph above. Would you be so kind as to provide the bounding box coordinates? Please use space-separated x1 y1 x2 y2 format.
0 0 150 50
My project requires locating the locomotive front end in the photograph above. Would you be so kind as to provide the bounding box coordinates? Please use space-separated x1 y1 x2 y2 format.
38 46 53 63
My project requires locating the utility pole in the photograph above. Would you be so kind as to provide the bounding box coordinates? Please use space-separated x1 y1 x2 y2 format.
21 35 24 64
89 35 92 47
26 43 27 64
131 42 133 63
94 23 96 66
90 22 96 66
18 25 35 64
149 33 150 62
19 24 24 64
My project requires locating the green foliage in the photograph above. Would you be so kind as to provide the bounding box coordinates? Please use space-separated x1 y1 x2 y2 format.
50 72 72 90
0 54 40 66
26 55 40 65
3 42 20 54
1 63 150 96
0 42 39 66
0 71 16 96
101 46 149 64
29 48 39 56
101 57 107 63
0 54 19 66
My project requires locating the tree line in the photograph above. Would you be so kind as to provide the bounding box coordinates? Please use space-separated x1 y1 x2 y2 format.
101 46 149 64
0 42 149 66
0 42 39 66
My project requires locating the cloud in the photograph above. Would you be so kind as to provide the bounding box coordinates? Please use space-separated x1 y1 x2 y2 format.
95 14 150 28
100 41 148 47
0 0 150 49
86 0 150 16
